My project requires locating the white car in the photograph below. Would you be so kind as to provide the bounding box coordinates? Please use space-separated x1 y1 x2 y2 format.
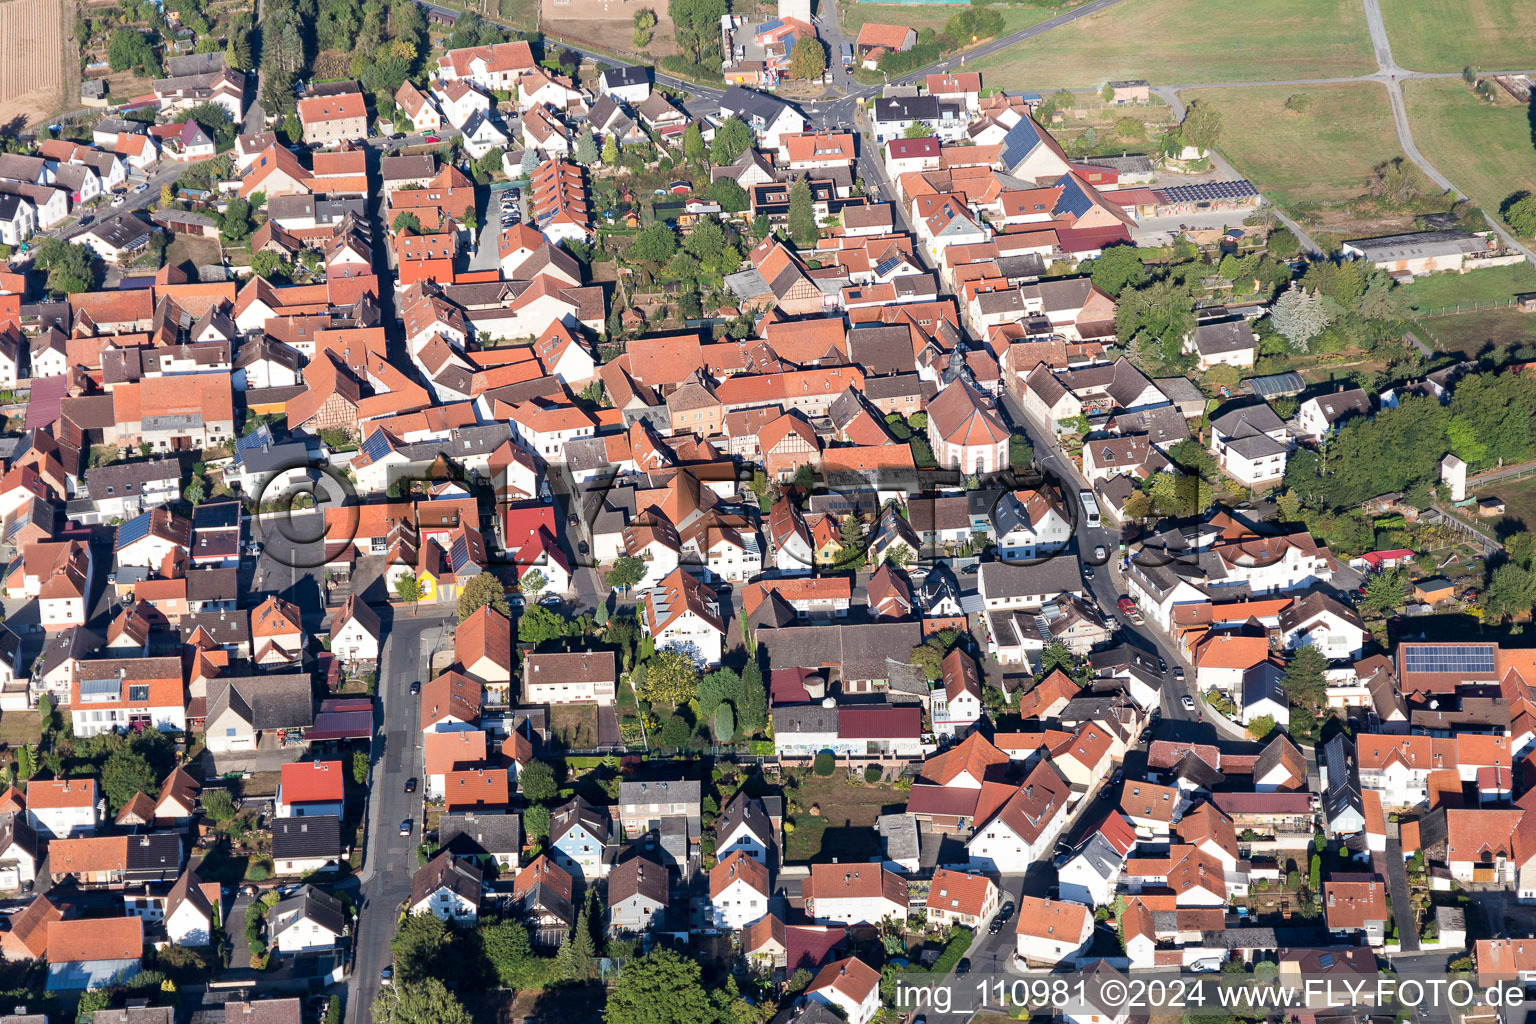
111 195 125 207
1181 695 1196 711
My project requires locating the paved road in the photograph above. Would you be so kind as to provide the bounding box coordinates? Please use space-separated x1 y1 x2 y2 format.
346 606 457 1024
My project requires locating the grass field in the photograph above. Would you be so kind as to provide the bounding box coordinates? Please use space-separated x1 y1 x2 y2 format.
1378 0 1536 73
0 711 38 748
1404 79 1536 218
784 773 904 863
1414 308 1536 360
1178 84 1405 207
1479 474 1536 536
967 0 1374 90
1390 263 1536 315
549 705 599 749
838 1 1063 42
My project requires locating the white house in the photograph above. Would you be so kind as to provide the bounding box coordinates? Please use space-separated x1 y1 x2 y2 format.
269 886 347 955
807 958 882 1024
1014 896 1093 967
709 851 771 931
328 596 381 663
25 779 103 838
409 852 483 924
719 86 806 153
275 761 346 819
641 567 726 667
717 793 776 866
598 65 650 104
1209 404 1292 487
0 813 39 889
967 761 1071 874
163 867 220 947
990 487 1072 560
802 863 908 926
1278 591 1367 661
932 648 984 738
1296 388 1371 440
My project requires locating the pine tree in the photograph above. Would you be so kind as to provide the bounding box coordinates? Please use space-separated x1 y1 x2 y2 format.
737 660 767 735
554 928 577 980
574 130 598 166
788 177 818 248
571 909 596 979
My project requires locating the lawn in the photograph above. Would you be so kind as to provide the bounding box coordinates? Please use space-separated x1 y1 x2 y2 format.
837 1 1064 43
1178 83 1406 207
1389 263 1536 316
0 711 40 748
1403 79 1536 219
784 772 906 863
967 0 1374 90
1413 308 1536 361
549 704 598 749
1478 473 1536 535
1377 0 1536 73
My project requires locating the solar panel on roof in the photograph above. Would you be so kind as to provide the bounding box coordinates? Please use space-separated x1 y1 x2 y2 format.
116 510 154 549
360 429 394 464
449 533 471 570
1402 644 1495 675
875 255 902 277
194 501 239 529
236 423 274 453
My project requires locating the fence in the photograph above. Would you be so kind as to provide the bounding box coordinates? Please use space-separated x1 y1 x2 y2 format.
1413 297 1523 318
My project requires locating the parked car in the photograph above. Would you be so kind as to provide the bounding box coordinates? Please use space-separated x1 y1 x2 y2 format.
1173 667 1185 682
380 966 393 984
1117 596 1136 616
955 958 971 976
423 135 440 143
405 777 418 793
409 680 421 695
390 132 405 140
399 819 412 836
1181 695 1196 711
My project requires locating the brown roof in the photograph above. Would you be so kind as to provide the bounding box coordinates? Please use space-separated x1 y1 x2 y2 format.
1015 896 1089 942
420 670 483 730
46 916 142 963
608 855 668 907
925 867 996 918
456 605 513 677
710 849 771 899
49 836 129 874
1323 879 1388 931
1 894 61 959
803 863 906 907
809 956 880 1005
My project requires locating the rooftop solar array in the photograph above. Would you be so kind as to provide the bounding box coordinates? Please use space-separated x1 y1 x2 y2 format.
115 510 154 549
1401 644 1496 675
1159 180 1258 203
360 429 395 464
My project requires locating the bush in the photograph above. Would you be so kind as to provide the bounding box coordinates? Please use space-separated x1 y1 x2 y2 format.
863 765 883 783
246 860 272 881
813 751 835 777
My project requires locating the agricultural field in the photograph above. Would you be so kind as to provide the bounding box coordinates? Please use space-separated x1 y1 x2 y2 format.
1178 83 1406 209
837 0 1063 44
0 0 66 128
1377 0 1536 73
967 0 1374 90
1412 308 1536 362
1389 263 1536 316
540 0 679 57
1403 79 1536 220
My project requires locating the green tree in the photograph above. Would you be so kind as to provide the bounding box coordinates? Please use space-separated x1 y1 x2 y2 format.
202 788 237 822
1483 563 1536 622
787 177 818 247
32 236 97 295
697 668 740 723
477 920 541 988
601 135 620 164
226 11 254 69
520 570 549 597
570 908 597 979
711 703 735 742
519 759 558 803
37 693 57 735
903 121 935 139
910 640 947 681
629 222 678 266
1283 645 1328 741
78 990 112 1021
1248 715 1277 742
605 556 649 591
524 803 551 840
658 712 691 748
1270 287 1331 352
325 996 340 1024
638 649 700 704
1087 244 1146 297
789 37 826 80
813 751 835 776
1361 570 1407 616
101 748 158 812
15 744 34 781
1039 640 1077 680
518 604 570 645
1505 194 1536 237
393 211 423 235
390 913 452 986
605 949 717 1024
457 571 511 622
737 660 767 735
710 116 753 164
373 979 472 1024
395 576 423 603
574 129 599 166
708 178 749 214
1008 433 1034 471
1180 100 1221 153
250 250 286 281
683 121 706 164
351 749 369 786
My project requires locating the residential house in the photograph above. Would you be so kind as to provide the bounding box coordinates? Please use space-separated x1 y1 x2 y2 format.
271 816 343 876
269 885 347 955
802 864 907 926
710 850 771 930
1013 897 1092 966
410 851 483 923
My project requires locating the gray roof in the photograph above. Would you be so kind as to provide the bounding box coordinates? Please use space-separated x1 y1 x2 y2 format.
439 812 521 857
1342 230 1485 261
877 812 919 863
720 85 795 125
270 815 341 859
207 673 313 730
84 212 153 250
619 777 701 808
978 557 1083 600
1321 733 1365 828
271 884 346 939
771 703 837 735
1066 831 1127 880
85 459 180 498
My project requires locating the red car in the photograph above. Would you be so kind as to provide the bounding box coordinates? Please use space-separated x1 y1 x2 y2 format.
1117 596 1136 616
423 134 440 143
